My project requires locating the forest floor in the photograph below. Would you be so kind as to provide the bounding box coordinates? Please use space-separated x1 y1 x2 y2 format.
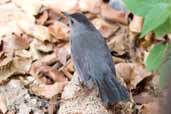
0 0 163 114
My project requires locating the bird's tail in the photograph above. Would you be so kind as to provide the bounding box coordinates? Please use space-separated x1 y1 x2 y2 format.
95 76 129 105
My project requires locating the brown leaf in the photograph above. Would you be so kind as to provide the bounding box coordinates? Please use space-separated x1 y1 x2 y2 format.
42 0 79 13
92 18 119 38
116 63 151 89
18 20 51 42
55 43 70 65
12 33 32 49
79 0 102 14
61 60 74 79
0 3 30 38
36 10 49 25
48 21 69 42
116 63 133 82
141 101 161 114
129 15 143 33
101 3 128 25
133 92 157 104
0 51 31 83
40 53 58 65
31 81 67 99
140 33 154 49
48 96 58 114
36 65 67 84
12 0 44 16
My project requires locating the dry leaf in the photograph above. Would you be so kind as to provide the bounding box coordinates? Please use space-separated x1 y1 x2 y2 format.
36 65 67 83
36 10 49 25
79 0 102 14
0 3 34 39
129 15 143 33
92 18 119 38
140 32 154 49
116 63 151 89
55 44 71 65
61 60 74 79
40 53 58 65
116 63 133 82
12 0 44 16
42 0 79 13
12 33 32 49
107 26 129 52
48 21 69 42
0 51 31 83
101 3 128 24
141 101 161 114
48 96 58 114
133 92 157 104
18 20 51 42
31 82 67 99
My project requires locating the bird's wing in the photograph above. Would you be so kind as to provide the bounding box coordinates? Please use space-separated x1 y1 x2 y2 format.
95 32 117 76
71 31 116 88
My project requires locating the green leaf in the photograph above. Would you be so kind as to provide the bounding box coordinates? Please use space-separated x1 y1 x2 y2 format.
145 43 166 71
140 3 170 37
154 16 171 37
159 44 171 88
123 0 164 16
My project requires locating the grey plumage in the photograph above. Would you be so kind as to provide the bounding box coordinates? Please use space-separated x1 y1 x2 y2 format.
66 12 129 105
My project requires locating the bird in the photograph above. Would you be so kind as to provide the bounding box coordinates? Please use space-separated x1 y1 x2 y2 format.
64 12 129 106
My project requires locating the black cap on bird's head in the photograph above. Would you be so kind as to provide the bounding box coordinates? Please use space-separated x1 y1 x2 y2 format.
63 12 93 28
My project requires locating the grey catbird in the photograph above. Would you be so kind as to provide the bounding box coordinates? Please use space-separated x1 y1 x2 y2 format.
64 12 129 105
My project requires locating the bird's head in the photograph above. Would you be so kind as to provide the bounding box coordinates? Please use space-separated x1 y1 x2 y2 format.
63 12 94 30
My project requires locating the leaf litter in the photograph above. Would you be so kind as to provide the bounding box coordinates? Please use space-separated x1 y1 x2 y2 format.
0 0 164 114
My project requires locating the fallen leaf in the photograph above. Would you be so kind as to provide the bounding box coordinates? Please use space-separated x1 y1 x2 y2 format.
42 0 79 13
40 53 58 65
55 43 71 65
31 82 67 99
92 18 119 38
34 40 53 53
12 0 44 16
48 21 69 42
131 63 151 89
0 51 31 83
116 63 151 89
0 3 34 39
12 33 32 49
116 63 133 82
36 65 67 84
61 60 74 79
48 96 58 114
79 0 102 14
107 26 129 53
129 15 143 33
17 20 52 42
101 3 128 24
36 10 49 25
140 101 161 114
133 92 157 104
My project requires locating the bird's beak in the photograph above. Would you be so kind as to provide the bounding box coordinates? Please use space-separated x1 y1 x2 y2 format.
62 11 70 17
